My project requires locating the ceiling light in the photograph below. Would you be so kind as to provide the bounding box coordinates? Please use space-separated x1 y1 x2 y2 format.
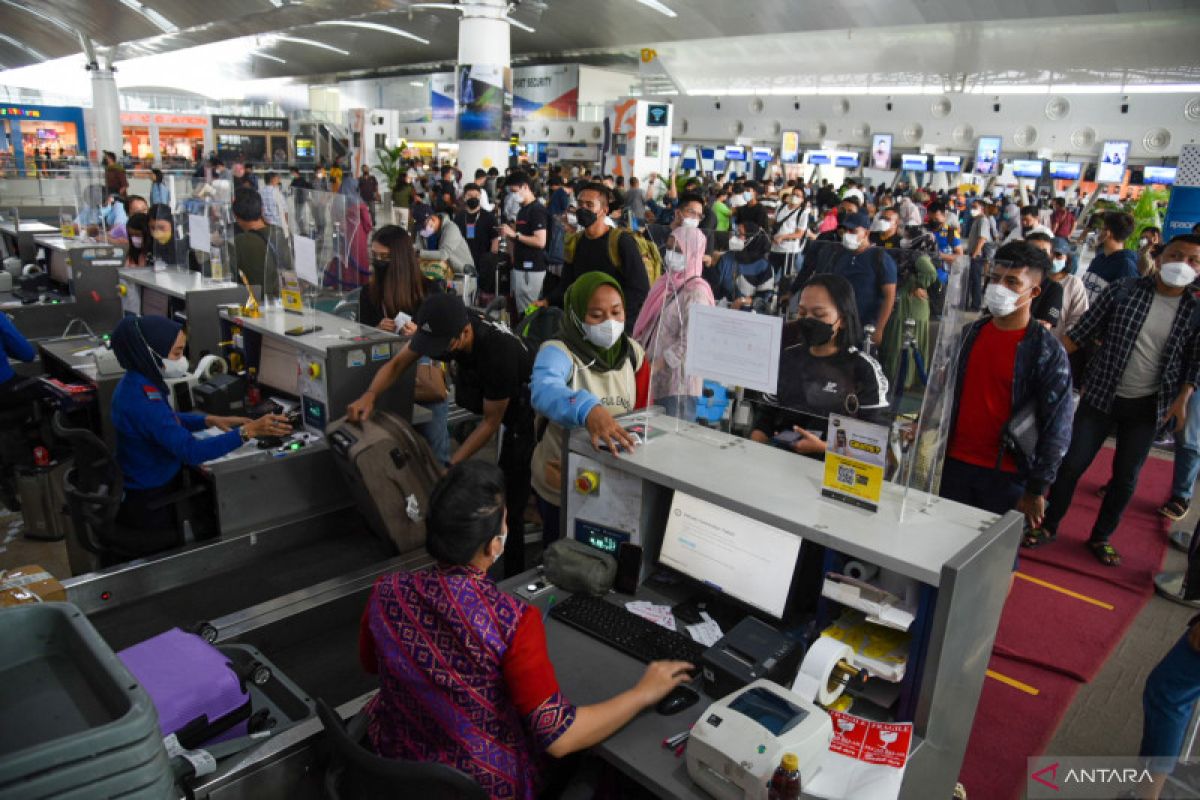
273 36 350 56
636 0 677 17
506 17 536 33
0 33 47 62
315 21 430 45
117 0 177 33
409 80 424 86
251 51 287 64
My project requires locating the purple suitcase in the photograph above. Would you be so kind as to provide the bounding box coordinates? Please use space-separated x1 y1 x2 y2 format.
118 628 253 749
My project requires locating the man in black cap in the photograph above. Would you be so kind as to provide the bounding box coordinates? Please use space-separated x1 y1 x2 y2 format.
347 293 536 576
820 210 898 347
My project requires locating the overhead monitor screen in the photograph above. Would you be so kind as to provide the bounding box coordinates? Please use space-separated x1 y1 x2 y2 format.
805 151 831 165
933 155 962 172
1012 159 1044 178
870 134 893 170
723 146 746 162
1096 141 1130 183
1143 166 1177 185
834 152 859 169
901 154 928 172
659 490 801 619
752 147 773 162
1049 161 1082 180
669 143 682 157
974 136 1002 175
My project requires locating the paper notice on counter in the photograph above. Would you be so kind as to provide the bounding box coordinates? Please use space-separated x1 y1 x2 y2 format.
294 234 319 286
684 304 782 393
187 214 210 253
806 712 911 800
625 601 677 632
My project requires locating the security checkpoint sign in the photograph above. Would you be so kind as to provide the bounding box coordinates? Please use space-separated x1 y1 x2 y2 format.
821 414 889 512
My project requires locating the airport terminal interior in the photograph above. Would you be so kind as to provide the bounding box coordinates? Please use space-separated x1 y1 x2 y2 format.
2 1 1200 799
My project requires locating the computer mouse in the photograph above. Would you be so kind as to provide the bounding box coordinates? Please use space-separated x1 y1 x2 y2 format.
656 685 700 716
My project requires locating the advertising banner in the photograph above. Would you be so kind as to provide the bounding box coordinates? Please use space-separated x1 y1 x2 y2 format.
822 414 888 512
870 134 892 169
431 72 456 122
456 64 512 141
512 65 579 120
781 131 800 163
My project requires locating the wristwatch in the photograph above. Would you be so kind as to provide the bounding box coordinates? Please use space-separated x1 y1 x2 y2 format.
239 426 251 443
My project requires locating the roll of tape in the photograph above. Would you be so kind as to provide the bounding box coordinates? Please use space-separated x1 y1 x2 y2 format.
792 636 854 706
844 560 879 582
194 354 228 381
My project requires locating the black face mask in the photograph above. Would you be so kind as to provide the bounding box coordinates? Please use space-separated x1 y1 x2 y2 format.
576 208 598 228
795 317 836 347
465 197 480 210
371 258 390 276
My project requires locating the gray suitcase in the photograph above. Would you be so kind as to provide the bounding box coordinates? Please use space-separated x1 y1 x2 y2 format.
326 412 441 555
17 461 73 542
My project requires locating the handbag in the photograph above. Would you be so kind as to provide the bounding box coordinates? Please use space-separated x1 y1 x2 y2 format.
544 539 617 596
1001 401 1038 465
413 361 448 404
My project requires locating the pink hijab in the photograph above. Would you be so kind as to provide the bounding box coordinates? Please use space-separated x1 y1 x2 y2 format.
633 226 714 342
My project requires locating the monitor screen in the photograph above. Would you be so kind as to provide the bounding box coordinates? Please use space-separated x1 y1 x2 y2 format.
1096 140 1130 183
658 490 801 619
901 154 928 172
805 151 831 165
870 134 893 170
141 287 168 318
1144 166 1177 185
257 337 299 396
1012 159 1044 178
974 136 1002 175
752 147 773 162
670 143 682 157
835 152 859 169
933 155 962 173
724 146 746 162
1049 161 1082 180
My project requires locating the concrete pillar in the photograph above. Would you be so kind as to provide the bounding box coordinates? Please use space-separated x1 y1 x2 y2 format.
90 66 122 160
455 0 511 177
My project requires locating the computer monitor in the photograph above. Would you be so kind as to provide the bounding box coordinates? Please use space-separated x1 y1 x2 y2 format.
141 287 169 318
658 490 801 619
257 337 299 396
1144 166 1177 186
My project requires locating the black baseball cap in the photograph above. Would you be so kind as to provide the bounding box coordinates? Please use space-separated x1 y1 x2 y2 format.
409 293 469 357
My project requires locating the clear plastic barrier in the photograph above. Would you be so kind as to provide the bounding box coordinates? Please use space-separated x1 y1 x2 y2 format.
287 187 354 309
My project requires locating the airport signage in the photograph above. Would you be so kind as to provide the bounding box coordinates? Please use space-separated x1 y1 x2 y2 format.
211 116 289 132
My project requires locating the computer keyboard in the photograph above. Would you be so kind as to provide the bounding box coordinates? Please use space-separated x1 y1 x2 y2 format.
548 594 707 664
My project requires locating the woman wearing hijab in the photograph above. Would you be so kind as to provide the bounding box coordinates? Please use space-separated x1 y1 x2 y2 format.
323 175 375 290
530 272 649 538
109 316 290 552
124 212 152 267
632 226 714 419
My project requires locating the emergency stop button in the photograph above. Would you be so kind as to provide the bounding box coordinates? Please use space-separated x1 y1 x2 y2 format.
575 470 600 494
307 363 321 379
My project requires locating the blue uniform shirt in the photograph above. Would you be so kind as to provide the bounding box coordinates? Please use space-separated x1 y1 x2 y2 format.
111 371 241 490
831 247 898 327
0 313 36 385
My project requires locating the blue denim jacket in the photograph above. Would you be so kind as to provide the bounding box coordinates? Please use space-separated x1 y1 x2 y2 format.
949 318 1074 495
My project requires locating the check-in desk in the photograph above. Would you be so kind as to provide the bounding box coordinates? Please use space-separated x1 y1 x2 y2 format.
36 335 123 450
217 306 416 432
118 267 248 359
1 245 123 340
543 413 1019 800
0 218 58 262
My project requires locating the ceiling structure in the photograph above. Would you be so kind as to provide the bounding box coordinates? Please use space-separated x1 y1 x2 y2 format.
0 0 1197 93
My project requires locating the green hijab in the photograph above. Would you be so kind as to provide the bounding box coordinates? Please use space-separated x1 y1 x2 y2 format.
560 271 631 372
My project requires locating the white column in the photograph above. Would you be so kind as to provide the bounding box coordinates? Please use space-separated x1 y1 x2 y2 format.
455 0 511 177
90 67 122 160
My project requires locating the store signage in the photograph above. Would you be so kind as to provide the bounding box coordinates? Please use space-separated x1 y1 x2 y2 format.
822 414 888 512
0 107 42 118
122 113 210 127
211 116 289 131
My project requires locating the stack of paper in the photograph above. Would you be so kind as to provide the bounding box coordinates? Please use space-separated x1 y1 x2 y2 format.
625 601 677 632
821 574 916 632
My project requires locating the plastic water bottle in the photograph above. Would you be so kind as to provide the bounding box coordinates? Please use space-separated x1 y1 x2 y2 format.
767 752 801 800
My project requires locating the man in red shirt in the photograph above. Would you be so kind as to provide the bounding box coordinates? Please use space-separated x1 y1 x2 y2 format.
939 241 1074 541
1050 197 1076 239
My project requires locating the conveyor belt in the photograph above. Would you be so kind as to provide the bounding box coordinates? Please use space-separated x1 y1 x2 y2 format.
89 528 393 651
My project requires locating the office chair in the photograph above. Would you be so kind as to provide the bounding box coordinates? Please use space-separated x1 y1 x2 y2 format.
315 699 486 800
51 411 207 570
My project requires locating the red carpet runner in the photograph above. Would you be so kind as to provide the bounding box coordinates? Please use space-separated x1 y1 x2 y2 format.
957 448 1173 800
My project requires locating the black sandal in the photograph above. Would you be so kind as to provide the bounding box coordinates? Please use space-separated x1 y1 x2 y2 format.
1022 527 1057 549
1087 541 1121 567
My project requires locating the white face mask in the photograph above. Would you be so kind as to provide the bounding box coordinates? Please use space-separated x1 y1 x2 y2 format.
870 219 889 233
1160 261 1197 288
984 283 1025 318
664 250 687 272
842 232 862 251
681 217 700 229
1051 257 1068 273
969 208 981 217
566 213 577 226
161 355 189 379
422 225 436 239
130 236 144 248
728 236 744 251
584 318 624 349
743 191 754 202
788 195 803 206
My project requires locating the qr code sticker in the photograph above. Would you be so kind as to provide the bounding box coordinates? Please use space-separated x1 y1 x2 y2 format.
837 464 856 485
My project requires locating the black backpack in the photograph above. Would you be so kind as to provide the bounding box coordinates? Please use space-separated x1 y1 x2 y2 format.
518 305 565 354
